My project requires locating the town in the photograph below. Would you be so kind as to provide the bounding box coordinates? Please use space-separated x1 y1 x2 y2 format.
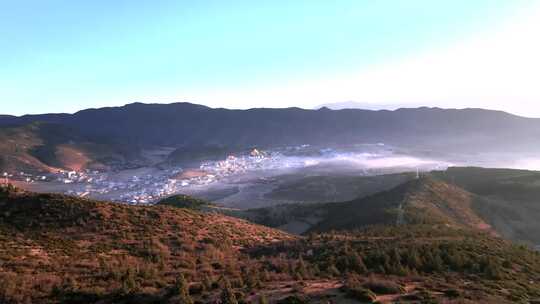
3 148 311 204
3 144 442 205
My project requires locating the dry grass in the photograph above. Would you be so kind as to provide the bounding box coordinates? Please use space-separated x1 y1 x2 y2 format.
1 186 540 303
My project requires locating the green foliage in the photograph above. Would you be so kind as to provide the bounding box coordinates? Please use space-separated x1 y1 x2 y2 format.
276 295 311 304
120 267 139 294
202 275 214 291
220 277 238 304
363 278 405 295
258 294 269 304
431 167 540 244
344 286 377 302
3 185 540 303
173 274 193 304
156 194 213 210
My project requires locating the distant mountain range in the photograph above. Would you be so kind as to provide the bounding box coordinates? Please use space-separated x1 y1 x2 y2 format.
2 102 540 173
316 101 422 110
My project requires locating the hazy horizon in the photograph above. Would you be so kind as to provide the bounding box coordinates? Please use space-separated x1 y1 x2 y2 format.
3 100 540 119
4 2 540 302
2 1 540 116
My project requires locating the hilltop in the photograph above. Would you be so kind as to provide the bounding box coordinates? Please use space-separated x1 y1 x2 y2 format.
0 122 139 174
432 167 540 245
318 177 493 232
0 186 293 303
241 177 495 235
1 185 540 303
241 167 540 246
156 194 215 210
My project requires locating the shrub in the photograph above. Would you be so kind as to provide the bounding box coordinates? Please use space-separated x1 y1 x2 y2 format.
220 278 238 304
362 279 405 295
345 286 377 302
259 294 269 304
276 295 310 304
444 288 461 298
172 273 193 304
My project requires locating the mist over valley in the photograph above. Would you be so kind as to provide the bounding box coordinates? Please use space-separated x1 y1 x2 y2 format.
4 2 540 301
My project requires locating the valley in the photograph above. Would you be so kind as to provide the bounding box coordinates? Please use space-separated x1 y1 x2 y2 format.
5 1 540 302
3 104 540 303
7 143 452 206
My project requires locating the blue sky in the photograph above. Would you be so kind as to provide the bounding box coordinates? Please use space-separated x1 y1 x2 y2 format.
1 0 539 116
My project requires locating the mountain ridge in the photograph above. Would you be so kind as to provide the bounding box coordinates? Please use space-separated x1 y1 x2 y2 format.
239 177 498 236
1 102 538 151
2 101 535 119
3 102 540 174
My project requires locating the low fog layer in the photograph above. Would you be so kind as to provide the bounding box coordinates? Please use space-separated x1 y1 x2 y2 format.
14 143 540 207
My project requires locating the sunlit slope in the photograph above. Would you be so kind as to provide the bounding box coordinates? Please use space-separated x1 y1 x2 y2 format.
308 177 494 233
0 122 136 174
241 177 494 235
3 185 540 303
0 186 294 303
433 167 540 244
265 172 414 203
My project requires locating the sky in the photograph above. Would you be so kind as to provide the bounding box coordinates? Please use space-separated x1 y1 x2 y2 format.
1 0 540 116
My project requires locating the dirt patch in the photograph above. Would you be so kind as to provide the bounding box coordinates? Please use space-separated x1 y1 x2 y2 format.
173 169 209 179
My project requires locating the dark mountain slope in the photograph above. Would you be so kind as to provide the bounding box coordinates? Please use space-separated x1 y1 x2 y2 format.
156 194 215 210
309 177 494 233
0 113 71 127
432 167 540 245
242 168 540 247
241 177 494 235
2 102 540 153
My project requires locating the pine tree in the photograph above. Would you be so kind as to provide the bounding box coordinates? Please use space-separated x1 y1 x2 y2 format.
202 274 214 291
258 294 269 304
242 267 255 290
220 278 238 304
249 268 261 289
121 267 138 294
432 253 445 272
406 248 422 271
390 248 402 265
484 257 504 280
296 256 308 279
312 264 321 277
327 264 341 277
344 273 362 289
174 273 193 304
261 269 271 282
350 252 367 274
393 261 408 276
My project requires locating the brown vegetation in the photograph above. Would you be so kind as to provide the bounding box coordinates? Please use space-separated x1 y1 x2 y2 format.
1 185 540 303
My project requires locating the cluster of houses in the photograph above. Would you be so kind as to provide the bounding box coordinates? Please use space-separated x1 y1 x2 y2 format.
6 147 316 204
199 149 277 177
114 149 277 203
10 169 100 185
59 170 102 184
